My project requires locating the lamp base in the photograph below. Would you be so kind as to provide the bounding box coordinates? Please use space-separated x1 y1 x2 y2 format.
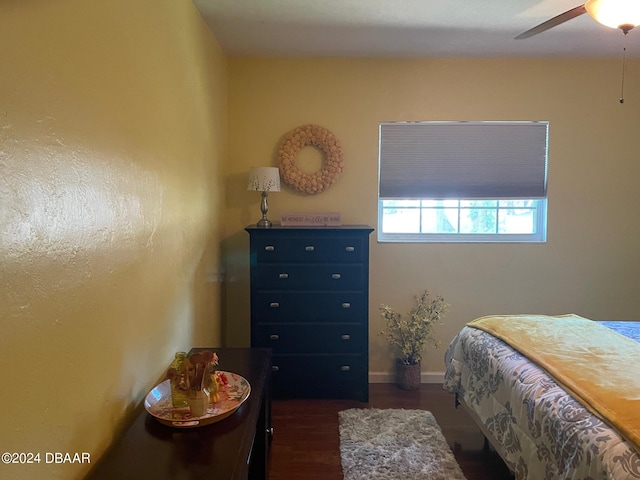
256 218 273 228
255 191 273 228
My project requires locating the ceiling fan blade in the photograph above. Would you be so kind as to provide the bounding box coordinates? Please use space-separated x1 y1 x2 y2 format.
515 4 587 39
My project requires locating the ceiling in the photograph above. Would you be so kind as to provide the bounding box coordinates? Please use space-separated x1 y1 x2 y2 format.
193 0 640 58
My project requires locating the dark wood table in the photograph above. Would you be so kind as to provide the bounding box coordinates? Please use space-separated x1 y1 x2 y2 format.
86 348 272 480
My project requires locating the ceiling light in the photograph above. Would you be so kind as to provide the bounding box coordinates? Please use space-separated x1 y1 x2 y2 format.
585 0 640 32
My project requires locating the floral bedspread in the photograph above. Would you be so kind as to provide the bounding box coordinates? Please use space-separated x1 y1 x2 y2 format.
444 321 640 480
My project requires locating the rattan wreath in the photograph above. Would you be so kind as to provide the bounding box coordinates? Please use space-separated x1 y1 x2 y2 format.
277 124 343 194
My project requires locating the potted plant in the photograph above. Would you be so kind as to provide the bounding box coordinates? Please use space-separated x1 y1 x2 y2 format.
380 290 449 390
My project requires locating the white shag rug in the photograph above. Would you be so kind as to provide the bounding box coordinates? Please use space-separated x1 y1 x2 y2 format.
339 408 468 480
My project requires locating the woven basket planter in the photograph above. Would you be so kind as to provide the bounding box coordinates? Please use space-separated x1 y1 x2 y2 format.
396 361 421 390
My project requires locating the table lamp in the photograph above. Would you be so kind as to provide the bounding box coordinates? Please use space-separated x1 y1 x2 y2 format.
247 166 281 227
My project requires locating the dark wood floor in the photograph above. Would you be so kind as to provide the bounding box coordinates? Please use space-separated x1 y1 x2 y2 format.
268 383 513 480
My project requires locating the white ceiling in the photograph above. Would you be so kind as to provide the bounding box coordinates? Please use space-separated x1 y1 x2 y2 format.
193 0 640 58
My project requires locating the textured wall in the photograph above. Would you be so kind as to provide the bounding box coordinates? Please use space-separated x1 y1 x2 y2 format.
0 1 226 478
224 57 640 377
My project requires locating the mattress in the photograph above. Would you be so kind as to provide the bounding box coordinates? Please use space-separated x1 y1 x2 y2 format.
444 320 640 480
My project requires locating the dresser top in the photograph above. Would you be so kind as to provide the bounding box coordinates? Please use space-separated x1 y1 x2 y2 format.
86 348 272 480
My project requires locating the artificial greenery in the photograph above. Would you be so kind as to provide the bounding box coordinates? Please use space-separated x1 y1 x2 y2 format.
380 290 449 365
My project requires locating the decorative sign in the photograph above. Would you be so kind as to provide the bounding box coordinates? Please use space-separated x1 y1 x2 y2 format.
281 212 342 227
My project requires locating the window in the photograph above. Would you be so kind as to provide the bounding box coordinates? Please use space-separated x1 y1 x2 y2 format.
378 121 548 243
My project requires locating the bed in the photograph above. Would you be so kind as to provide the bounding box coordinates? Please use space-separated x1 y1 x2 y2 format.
443 314 640 480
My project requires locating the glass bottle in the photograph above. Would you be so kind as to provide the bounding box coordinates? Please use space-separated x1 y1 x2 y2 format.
169 352 188 408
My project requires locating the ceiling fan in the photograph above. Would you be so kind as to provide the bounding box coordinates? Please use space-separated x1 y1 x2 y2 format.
516 0 640 39
516 0 640 102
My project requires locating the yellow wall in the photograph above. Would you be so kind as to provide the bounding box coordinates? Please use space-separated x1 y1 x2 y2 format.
3 2 640 474
224 57 640 376
0 1 226 478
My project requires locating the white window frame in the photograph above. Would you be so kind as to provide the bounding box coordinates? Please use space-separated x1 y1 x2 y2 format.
378 198 547 243
378 121 549 244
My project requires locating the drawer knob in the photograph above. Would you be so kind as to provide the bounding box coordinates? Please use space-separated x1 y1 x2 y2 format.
345 246 355 252
341 302 351 309
340 365 351 371
305 245 315 252
272 365 280 372
269 334 279 341
331 273 341 279
341 334 351 341
269 302 280 308
265 245 275 252
279 273 289 279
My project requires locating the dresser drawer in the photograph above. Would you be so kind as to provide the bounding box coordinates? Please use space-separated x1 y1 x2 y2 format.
254 324 366 353
252 236 365 263
254 291 365 323
253 264 364 290
270 354 367 398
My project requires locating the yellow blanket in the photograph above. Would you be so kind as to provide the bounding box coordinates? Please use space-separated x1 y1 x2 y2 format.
467 314 640 452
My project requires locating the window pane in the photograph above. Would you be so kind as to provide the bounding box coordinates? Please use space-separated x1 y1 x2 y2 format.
423 199 459 208
498 206 535 234
383 199 420 207
460 200 497 208
381 207 421 233
460 208 497 234
498 199 532 208
421 207 458 233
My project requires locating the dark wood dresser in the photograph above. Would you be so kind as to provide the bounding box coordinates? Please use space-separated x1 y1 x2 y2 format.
86 348 272 480
246 225 373 401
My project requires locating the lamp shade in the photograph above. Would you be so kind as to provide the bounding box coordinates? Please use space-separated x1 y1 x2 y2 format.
247 167 281 192
585 0 640 30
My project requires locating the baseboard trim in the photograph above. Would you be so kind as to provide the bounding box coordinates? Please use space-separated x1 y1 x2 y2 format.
369 371 444 384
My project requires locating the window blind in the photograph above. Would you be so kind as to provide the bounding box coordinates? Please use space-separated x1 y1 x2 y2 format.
378 121 548 199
